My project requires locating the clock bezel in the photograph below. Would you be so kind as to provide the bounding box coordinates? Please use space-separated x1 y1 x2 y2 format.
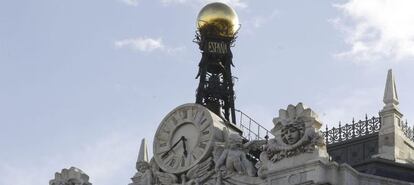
153 103 216 174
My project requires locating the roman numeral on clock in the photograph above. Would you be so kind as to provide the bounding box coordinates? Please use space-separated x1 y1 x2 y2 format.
161 152 169 160
169 158 176 167
199 118 207 126
199 141 207 149
169 116 178 126
194 111 205 123
178 109 188 119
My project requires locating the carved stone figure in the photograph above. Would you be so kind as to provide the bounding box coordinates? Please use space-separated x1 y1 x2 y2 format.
49 167 92 185
214 131 256 177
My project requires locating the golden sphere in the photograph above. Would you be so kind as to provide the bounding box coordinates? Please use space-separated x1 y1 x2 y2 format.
196 2 239 37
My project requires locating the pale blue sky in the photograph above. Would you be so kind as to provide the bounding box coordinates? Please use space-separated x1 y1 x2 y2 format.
1 0 414 185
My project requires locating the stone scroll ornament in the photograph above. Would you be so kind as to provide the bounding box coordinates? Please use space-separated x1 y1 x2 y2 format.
49 167 92 185
257 103 325 176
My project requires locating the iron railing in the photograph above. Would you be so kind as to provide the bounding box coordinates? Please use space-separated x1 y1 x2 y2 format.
323 115 381 145
235 109 270 141
402 120 414 141
233 109 414 146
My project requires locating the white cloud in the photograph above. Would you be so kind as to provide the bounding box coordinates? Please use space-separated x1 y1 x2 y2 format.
242 9 279 31
114 37 185 55
115 37 164 52
333 0 414 63
121 0 139 6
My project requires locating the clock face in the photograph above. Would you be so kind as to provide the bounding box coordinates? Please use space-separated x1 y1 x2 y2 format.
153 104 215 174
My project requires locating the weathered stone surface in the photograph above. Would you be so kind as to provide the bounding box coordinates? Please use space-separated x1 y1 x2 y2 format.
49 167 91 185
266 159 413 185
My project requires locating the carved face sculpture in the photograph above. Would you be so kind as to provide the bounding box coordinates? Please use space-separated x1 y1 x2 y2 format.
281 125 301 145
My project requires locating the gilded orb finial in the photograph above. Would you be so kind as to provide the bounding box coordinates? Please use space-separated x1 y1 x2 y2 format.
196 2 239 37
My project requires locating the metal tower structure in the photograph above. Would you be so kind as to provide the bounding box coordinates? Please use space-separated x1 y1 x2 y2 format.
194 2 239 124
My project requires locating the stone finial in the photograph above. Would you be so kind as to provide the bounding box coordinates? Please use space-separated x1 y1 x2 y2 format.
131 139 153 185
137 139 149 164
49 167 92 185
135 139 150 173
383 69 399 109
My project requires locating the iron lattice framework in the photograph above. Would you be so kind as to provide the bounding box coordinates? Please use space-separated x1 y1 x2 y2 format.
194 28 237 124
322 115 382 145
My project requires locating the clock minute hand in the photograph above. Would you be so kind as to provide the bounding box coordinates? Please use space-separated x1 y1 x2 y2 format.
161 136 184 159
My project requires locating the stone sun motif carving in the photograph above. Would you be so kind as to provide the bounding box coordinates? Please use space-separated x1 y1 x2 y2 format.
260 103 325 164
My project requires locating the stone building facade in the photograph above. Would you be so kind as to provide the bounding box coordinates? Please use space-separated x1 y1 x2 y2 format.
50 69 414 185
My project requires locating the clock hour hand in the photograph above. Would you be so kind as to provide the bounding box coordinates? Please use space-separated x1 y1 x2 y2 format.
161 136 185 159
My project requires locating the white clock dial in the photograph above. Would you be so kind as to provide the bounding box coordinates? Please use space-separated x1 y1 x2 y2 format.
153 103 216 174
